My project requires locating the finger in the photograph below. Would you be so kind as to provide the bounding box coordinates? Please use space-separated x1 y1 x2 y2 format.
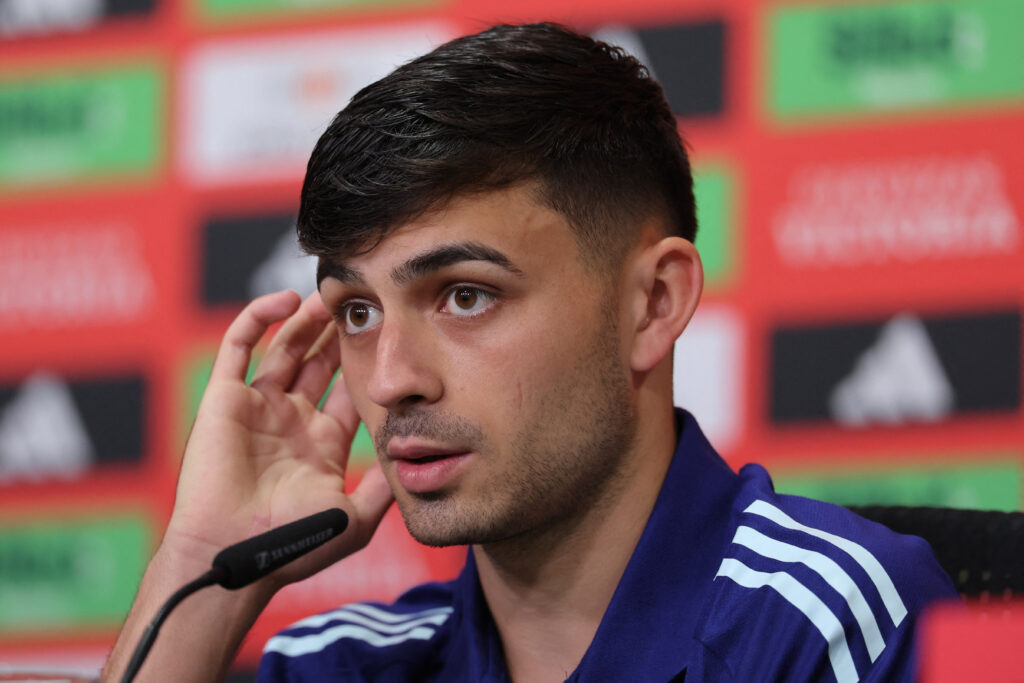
250 294 333 391
210 290 302 383
289 323 341 405
320 371 362 439
348 462 394 545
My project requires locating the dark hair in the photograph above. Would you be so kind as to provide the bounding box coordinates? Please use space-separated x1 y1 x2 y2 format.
298 22 696 270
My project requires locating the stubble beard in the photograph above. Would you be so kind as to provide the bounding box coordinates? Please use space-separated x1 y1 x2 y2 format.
377 316 637 549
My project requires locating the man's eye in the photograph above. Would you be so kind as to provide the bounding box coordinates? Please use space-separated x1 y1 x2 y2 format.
443 287 494 317
342 302 382 334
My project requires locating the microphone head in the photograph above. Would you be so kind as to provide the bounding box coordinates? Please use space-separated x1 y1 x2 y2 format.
211 508 349 589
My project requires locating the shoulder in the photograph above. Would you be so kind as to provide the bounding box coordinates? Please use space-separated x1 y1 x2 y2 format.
691 464 960 683
257 581 458 682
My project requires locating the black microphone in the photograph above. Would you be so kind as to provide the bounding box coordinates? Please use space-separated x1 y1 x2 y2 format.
212 508 349 589
120 508 349 683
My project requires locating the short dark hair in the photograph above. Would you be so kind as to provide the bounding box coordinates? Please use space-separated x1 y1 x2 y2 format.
299 22 696 271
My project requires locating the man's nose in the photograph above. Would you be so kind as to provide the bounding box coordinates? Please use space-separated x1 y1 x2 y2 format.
365 314 443 411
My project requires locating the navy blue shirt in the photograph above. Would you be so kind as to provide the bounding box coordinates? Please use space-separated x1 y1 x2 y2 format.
258 411 959 681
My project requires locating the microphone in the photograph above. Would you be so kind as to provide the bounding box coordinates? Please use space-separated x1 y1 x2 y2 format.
120 508 349 683
212 508 349 589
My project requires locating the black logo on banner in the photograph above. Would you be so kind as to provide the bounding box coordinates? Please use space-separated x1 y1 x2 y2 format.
0 0 156 39
593 20 726 117
201 211 317 307
770 311 1021 426
0 373 146 481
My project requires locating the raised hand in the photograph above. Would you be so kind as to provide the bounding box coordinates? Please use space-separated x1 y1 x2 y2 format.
165 289 394 587
102 290 393 682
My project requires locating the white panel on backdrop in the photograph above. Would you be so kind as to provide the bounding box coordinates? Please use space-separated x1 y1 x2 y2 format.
672 305 743 454
182 21 457 185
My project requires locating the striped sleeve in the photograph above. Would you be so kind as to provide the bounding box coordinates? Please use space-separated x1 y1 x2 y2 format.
692 492 957 683
257 597 455 681
263 603 454 657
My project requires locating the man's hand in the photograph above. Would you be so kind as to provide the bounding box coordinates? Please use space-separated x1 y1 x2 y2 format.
102 290 393 682
166 289 393 585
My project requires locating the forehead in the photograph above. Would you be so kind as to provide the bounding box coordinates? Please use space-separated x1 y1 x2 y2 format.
318 185 583 285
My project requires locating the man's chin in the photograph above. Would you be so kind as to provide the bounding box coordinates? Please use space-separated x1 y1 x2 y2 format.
396 496 500 547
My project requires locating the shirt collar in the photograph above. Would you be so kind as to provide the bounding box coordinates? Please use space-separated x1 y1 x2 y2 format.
570 409 739 681
447 549 509 681
448 409 739 682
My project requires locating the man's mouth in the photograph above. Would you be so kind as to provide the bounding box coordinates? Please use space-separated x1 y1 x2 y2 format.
386 440 473 493
405 453 454 464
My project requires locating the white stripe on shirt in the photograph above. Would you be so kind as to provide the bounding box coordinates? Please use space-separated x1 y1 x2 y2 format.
716 557 859 683
732 525 885 661
743 500 907 627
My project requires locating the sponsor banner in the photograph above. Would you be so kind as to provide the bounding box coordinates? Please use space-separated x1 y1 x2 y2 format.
768 0 1024 120
920 603 1024 683
0 0 155 39
181 350 376 463
771 153 1021 270
673 305 744 454
197 0 439 22
0 214 159 332
0 646 107 678
200 210 316 307
746 133 1024 305
0 62 162 190
769 310 1020 427
0 513 151 633
0 373 147 483
692 162 738 289
772 457 1022 510
181 21 455 185
592 19 725 117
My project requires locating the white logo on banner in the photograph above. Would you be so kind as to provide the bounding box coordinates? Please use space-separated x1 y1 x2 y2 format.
0 0 102 37
183 21 456 185
829 315 954 426
0 374 93 481
0 226 154 330
773 155 1020 267
672 306 743 453
249 230 318 300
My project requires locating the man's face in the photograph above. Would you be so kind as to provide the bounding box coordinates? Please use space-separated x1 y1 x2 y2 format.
318 185 637 547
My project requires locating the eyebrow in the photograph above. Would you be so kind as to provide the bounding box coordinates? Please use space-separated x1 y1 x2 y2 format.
317 241 523 287
391 242 523 285
317 259 363 286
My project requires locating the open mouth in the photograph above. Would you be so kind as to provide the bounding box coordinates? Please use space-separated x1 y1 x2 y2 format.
393 452 472 493
407 453 454 464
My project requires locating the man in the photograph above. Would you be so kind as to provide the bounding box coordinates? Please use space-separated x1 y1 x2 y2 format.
104 23 957 682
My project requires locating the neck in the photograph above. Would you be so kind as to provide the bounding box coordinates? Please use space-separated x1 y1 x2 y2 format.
474 396 678 683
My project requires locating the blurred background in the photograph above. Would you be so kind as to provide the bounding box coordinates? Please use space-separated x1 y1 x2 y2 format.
0 0 1020 677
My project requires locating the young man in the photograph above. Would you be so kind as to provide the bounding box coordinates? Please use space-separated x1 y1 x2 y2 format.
104 23 957 682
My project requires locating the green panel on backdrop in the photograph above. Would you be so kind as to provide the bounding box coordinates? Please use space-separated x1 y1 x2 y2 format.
201 0 440 19
0 516 151 630
183 352 376 465
773 458 1022 511
769 0 1024 118
0 64 162 187
692 164 736 289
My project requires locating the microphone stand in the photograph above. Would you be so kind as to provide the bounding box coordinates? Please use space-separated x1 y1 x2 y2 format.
120 567 227 683
117 508 347 683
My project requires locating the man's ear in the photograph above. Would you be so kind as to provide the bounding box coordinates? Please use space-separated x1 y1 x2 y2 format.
626 236 703 373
